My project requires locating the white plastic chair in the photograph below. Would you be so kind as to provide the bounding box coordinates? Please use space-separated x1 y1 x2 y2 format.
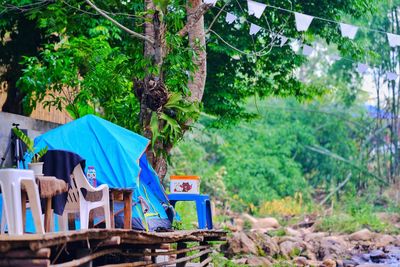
0 169 44 235
59 164 111 230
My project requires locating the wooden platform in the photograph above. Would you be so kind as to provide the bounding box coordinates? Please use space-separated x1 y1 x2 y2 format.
0 229 226 267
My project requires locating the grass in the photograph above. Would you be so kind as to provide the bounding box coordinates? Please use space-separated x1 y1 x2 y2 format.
173 201 198 230
314 196 400 234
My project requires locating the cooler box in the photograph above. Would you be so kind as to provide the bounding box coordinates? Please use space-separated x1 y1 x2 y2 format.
170 175 200 194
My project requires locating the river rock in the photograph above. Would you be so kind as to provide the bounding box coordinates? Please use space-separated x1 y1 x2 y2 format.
323 258 336 267
285 227 302 237
319 236 350 260
279 238 308 259
374 234 396 248
357 264 391 267
369 249 386 262
246 256 272 266
224 231 258 256
247 231 280 256
232 258 247 265
349 229 374 241
294 256 308 266
304 232 327 242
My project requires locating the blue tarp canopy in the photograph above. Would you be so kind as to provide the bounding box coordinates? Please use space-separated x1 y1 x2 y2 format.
34 115 171 231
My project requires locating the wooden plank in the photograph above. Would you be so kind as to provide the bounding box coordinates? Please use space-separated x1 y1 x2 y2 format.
123 191 132 229
199 257 212 267
145 249 212 267
0 259 50 267
51 248 121 267
199 241 209 267
99 249 212 267
98 262 151 267
0 248 51 259
116 245 209 257
0 229 226 252
44 198 52 233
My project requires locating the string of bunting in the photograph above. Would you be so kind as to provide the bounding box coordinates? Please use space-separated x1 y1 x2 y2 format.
204 0 400 81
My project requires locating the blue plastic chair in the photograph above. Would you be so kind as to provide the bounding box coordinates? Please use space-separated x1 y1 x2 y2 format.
168 194 213 229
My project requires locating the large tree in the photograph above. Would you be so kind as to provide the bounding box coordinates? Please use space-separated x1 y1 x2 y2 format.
0 0 373 178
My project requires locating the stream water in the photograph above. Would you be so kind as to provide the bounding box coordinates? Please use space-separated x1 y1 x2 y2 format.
346 246 400 266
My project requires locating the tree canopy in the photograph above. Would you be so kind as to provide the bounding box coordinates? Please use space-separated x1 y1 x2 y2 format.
0 0 375 176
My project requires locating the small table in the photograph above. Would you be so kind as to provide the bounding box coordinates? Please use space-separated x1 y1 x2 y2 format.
21 176 68 232
109 188 133 229
168 194 213 229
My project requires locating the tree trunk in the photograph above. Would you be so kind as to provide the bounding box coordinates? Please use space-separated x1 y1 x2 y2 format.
1 16 42 115
137 0 208 180
138 0 170 179
187 0 207 102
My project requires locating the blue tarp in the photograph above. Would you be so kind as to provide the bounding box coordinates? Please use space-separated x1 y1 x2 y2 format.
33 115 172 231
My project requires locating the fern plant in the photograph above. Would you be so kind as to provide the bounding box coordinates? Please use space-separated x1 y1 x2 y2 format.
12 127 48 163
149 92 200 153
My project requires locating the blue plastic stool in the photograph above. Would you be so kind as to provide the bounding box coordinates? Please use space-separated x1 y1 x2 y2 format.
168 194 213 229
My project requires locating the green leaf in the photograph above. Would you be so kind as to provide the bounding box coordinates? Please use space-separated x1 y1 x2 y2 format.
150 111 161 148
12 127 34 152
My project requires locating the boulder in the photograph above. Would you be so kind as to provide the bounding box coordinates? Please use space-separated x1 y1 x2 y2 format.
374 234 396 248
369 249 387 262
247 231 280 256
294 256 308 266
319 236 350 261
232 258 247 265
349 229 374 241
285 227 302 237
304 232 327 242
279 238 308 259
322 258 336 267
243 214 280 230
234 218 245 232
224 231 258 256
246 256 272 266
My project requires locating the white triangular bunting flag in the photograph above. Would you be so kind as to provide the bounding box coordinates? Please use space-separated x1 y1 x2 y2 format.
340 23 358 39
294 12 313 32
204 0 217 6
302 45 314 56
387 72 398 81
278 35 288 47
387 33 400 47
357 63 368 74
250 23 261 35
247 0 267 19
225 12 237 24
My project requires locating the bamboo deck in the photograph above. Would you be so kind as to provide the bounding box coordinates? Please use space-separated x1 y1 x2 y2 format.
0 229 226 267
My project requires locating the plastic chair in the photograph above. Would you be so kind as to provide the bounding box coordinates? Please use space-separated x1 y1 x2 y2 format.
59 164 111 230
0 169 44 235
168 194 213 229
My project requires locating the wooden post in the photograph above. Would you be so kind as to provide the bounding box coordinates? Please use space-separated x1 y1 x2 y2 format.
176 242 187 267
44 198 52 232
109 191 115 228
200 241 210 266
123 190 132 229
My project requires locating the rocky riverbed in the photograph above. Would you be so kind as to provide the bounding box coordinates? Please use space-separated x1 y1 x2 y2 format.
217 214 400 266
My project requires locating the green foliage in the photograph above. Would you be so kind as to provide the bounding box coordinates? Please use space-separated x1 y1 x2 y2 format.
169 97 373 213
204 0 375 123
315 196 400 234
150 93 200 153
12 127 48 163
